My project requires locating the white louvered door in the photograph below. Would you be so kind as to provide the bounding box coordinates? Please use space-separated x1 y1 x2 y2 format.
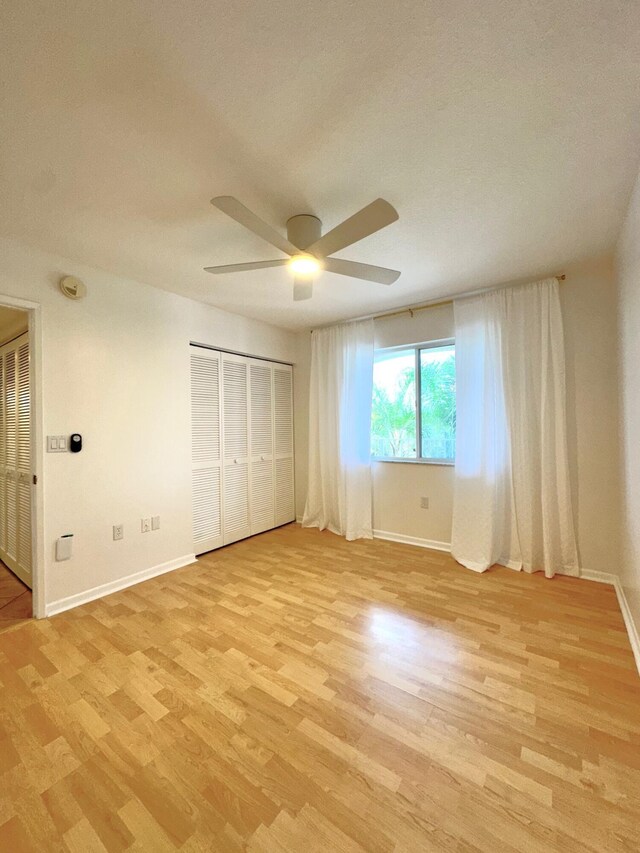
191 349 223 555
16 338 31 583
222 354 251 544
0 332 32 588
190 346 294 555
274 365 295 526
249 361 274 535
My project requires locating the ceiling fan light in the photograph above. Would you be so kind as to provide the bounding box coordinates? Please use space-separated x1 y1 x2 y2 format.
289 254 321 276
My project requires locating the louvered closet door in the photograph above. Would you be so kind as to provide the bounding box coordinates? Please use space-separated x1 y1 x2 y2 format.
191 348 223 555
222 354 251 544
0 332 32 588
16 339 31 583
2 348 16 569
249 360 274 535
274 364 295 525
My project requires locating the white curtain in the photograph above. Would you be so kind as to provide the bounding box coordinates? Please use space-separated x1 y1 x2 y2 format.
451 278 578 577
302 319 374 540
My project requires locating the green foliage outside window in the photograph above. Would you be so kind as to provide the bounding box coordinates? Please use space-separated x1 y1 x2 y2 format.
371 345 455 461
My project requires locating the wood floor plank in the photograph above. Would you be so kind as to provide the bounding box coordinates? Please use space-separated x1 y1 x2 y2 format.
0 524 639 851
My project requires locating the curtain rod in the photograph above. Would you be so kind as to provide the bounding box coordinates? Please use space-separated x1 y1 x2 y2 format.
311 274 566 331
371 274 566 323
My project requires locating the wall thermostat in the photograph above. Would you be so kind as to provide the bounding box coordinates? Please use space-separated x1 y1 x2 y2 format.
70 433 82 453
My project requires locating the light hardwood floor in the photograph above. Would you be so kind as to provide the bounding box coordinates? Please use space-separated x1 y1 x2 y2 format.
0 524 639 852
0 560 31 632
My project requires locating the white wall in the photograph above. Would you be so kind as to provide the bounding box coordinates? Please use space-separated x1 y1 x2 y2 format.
616 168 640 628
0 237 296 611
294 256 621 574
561 256 621 575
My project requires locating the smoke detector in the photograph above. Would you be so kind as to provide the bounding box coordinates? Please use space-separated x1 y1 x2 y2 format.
59 275 87 300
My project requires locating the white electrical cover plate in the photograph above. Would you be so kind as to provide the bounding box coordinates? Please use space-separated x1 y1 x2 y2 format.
47 435 68 452
56 535 73 561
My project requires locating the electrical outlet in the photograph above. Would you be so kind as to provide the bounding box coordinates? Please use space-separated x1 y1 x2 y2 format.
113 524 124 541
151 515 160 531
141 518 151 533
420 497 429 509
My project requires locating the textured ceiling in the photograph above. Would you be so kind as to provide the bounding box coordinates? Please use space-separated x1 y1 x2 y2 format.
1 0 640 329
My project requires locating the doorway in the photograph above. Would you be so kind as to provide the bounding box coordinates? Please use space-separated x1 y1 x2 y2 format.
0 303 37 630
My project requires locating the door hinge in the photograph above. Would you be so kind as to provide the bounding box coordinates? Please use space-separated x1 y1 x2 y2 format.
32 474 38 485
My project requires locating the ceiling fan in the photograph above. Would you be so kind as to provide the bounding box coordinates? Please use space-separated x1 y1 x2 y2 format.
204 196 400 301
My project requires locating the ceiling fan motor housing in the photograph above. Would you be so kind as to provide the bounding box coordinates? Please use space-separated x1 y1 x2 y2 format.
286 214 321 251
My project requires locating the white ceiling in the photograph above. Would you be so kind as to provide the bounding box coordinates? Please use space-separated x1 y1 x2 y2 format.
1 1 640 330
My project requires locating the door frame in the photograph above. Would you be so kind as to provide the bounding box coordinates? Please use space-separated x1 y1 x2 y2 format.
0 294 44 618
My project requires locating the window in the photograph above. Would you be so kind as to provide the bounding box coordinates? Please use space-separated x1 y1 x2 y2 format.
371 342 456 462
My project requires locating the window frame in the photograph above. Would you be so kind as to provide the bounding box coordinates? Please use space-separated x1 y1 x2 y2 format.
371 338 455 466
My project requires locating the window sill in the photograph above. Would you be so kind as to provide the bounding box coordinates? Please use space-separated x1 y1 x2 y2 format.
372 457 455 467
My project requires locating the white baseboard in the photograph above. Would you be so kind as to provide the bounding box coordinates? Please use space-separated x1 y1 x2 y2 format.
373 529 451 553
616 585 640 676
579 569 617 585
295 519 451 553
45 553 197 617
581 570 640 676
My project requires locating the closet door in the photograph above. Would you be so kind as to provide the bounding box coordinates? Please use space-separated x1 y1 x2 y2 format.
222 353 251 544
191 348 223 555
274 364 295 526
16 338 31 583
249 360 274 535
0 332 32 588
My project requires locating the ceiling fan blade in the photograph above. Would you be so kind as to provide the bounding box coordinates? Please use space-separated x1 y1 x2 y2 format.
204 259 289 274
306 199 398 258
293 276 313 301
211 196 300 256
322 257 400 285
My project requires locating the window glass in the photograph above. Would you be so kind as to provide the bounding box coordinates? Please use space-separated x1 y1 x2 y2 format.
371 348 416 458
371 343 456 462
420 345 456 460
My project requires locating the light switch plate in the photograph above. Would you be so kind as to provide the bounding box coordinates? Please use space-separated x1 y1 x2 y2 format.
141 518 151 533
151 516 160 531
47 435 68 453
